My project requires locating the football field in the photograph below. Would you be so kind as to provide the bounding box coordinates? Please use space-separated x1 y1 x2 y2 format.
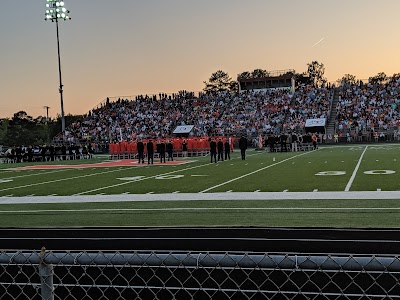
0 144 400 227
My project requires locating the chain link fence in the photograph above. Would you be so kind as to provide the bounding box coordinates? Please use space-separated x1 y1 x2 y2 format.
1 248 400 299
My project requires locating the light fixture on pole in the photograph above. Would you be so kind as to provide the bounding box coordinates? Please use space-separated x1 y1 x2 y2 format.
45 0 70 137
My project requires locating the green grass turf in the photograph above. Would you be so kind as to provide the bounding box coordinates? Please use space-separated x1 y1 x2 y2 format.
0 199 399 227
1 144 400 227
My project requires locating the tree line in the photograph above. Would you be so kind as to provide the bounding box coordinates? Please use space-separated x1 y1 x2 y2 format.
0 111 83 146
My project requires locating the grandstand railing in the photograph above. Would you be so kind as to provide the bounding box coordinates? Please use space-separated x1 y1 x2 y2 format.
1 249 400 300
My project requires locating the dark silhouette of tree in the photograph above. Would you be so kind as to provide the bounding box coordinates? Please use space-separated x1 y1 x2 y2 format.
238 71 252 80
293 72 311 87
306 61 327 87
369 72 388 85
337 74 357 85
251 69 269 78
203 70 234 93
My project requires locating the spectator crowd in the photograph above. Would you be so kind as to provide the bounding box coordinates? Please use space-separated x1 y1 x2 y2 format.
61 86 333 144
335 74 400 141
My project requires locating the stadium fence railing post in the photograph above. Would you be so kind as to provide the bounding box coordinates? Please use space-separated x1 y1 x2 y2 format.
39 247 54 300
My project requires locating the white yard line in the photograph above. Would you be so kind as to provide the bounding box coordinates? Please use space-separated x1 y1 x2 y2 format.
344 146 368 192
1 169 69 180
1 207 400 214
200 150 314 193
2 191 400 205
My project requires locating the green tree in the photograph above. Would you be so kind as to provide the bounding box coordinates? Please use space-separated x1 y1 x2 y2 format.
203 70 234 93
306 61 327 87
337 74 357 85
0 119 9 145
369 72 388 85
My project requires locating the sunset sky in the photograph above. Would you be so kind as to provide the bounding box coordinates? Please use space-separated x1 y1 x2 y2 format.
0 0 399 118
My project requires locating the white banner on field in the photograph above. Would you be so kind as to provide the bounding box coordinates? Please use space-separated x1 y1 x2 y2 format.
173 125 194 134
305 118 326 127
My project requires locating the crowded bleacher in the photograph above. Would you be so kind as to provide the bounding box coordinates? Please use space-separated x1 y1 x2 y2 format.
335 74 400 141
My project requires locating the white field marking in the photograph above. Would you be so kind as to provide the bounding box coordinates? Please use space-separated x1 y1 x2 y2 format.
3 195 14 197
75 153 263 196
313 189 318 192
245 163 248 165
173 191 180 194
146 192 154 194
122 192 130 195
0 179 13 184
230 164 234 166
26 194 35 197
283 190 289 192
4 191 400 204
4 207 400 214
0 167 130 193
226 190 233 193
254 190 260 193
1 169 69 180
48 194 58 196
344 146 368 192
377 188 382 192
191 175 209 177
200 150 314 193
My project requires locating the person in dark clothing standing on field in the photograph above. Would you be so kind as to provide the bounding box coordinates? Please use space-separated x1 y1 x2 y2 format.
224 138 230 160
159 140 166 163
137 139 144 164
147 140 154 165
61 144 67 160
217 138 224 161
280 133 287 152
182 139 187 157
210 138 217 163
239 135 248 160
268 135 275 152
167 140 174 161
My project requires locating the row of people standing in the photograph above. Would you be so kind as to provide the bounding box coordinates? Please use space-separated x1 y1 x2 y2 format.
136 139 175 164
209 138 232 163
209 135 248 162
4 144 94 163
265 132 318 152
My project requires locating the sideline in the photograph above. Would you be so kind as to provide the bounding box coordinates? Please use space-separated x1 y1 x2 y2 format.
1 207 400 213
1 191 400 205
344 146 368 192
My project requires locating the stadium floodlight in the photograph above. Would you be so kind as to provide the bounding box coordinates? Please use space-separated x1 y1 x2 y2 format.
44 0 71 137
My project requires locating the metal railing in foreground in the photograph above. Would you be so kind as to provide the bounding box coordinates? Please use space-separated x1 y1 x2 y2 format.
1 249 400 299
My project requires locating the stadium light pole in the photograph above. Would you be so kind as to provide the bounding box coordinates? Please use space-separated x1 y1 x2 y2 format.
45 0 70 137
